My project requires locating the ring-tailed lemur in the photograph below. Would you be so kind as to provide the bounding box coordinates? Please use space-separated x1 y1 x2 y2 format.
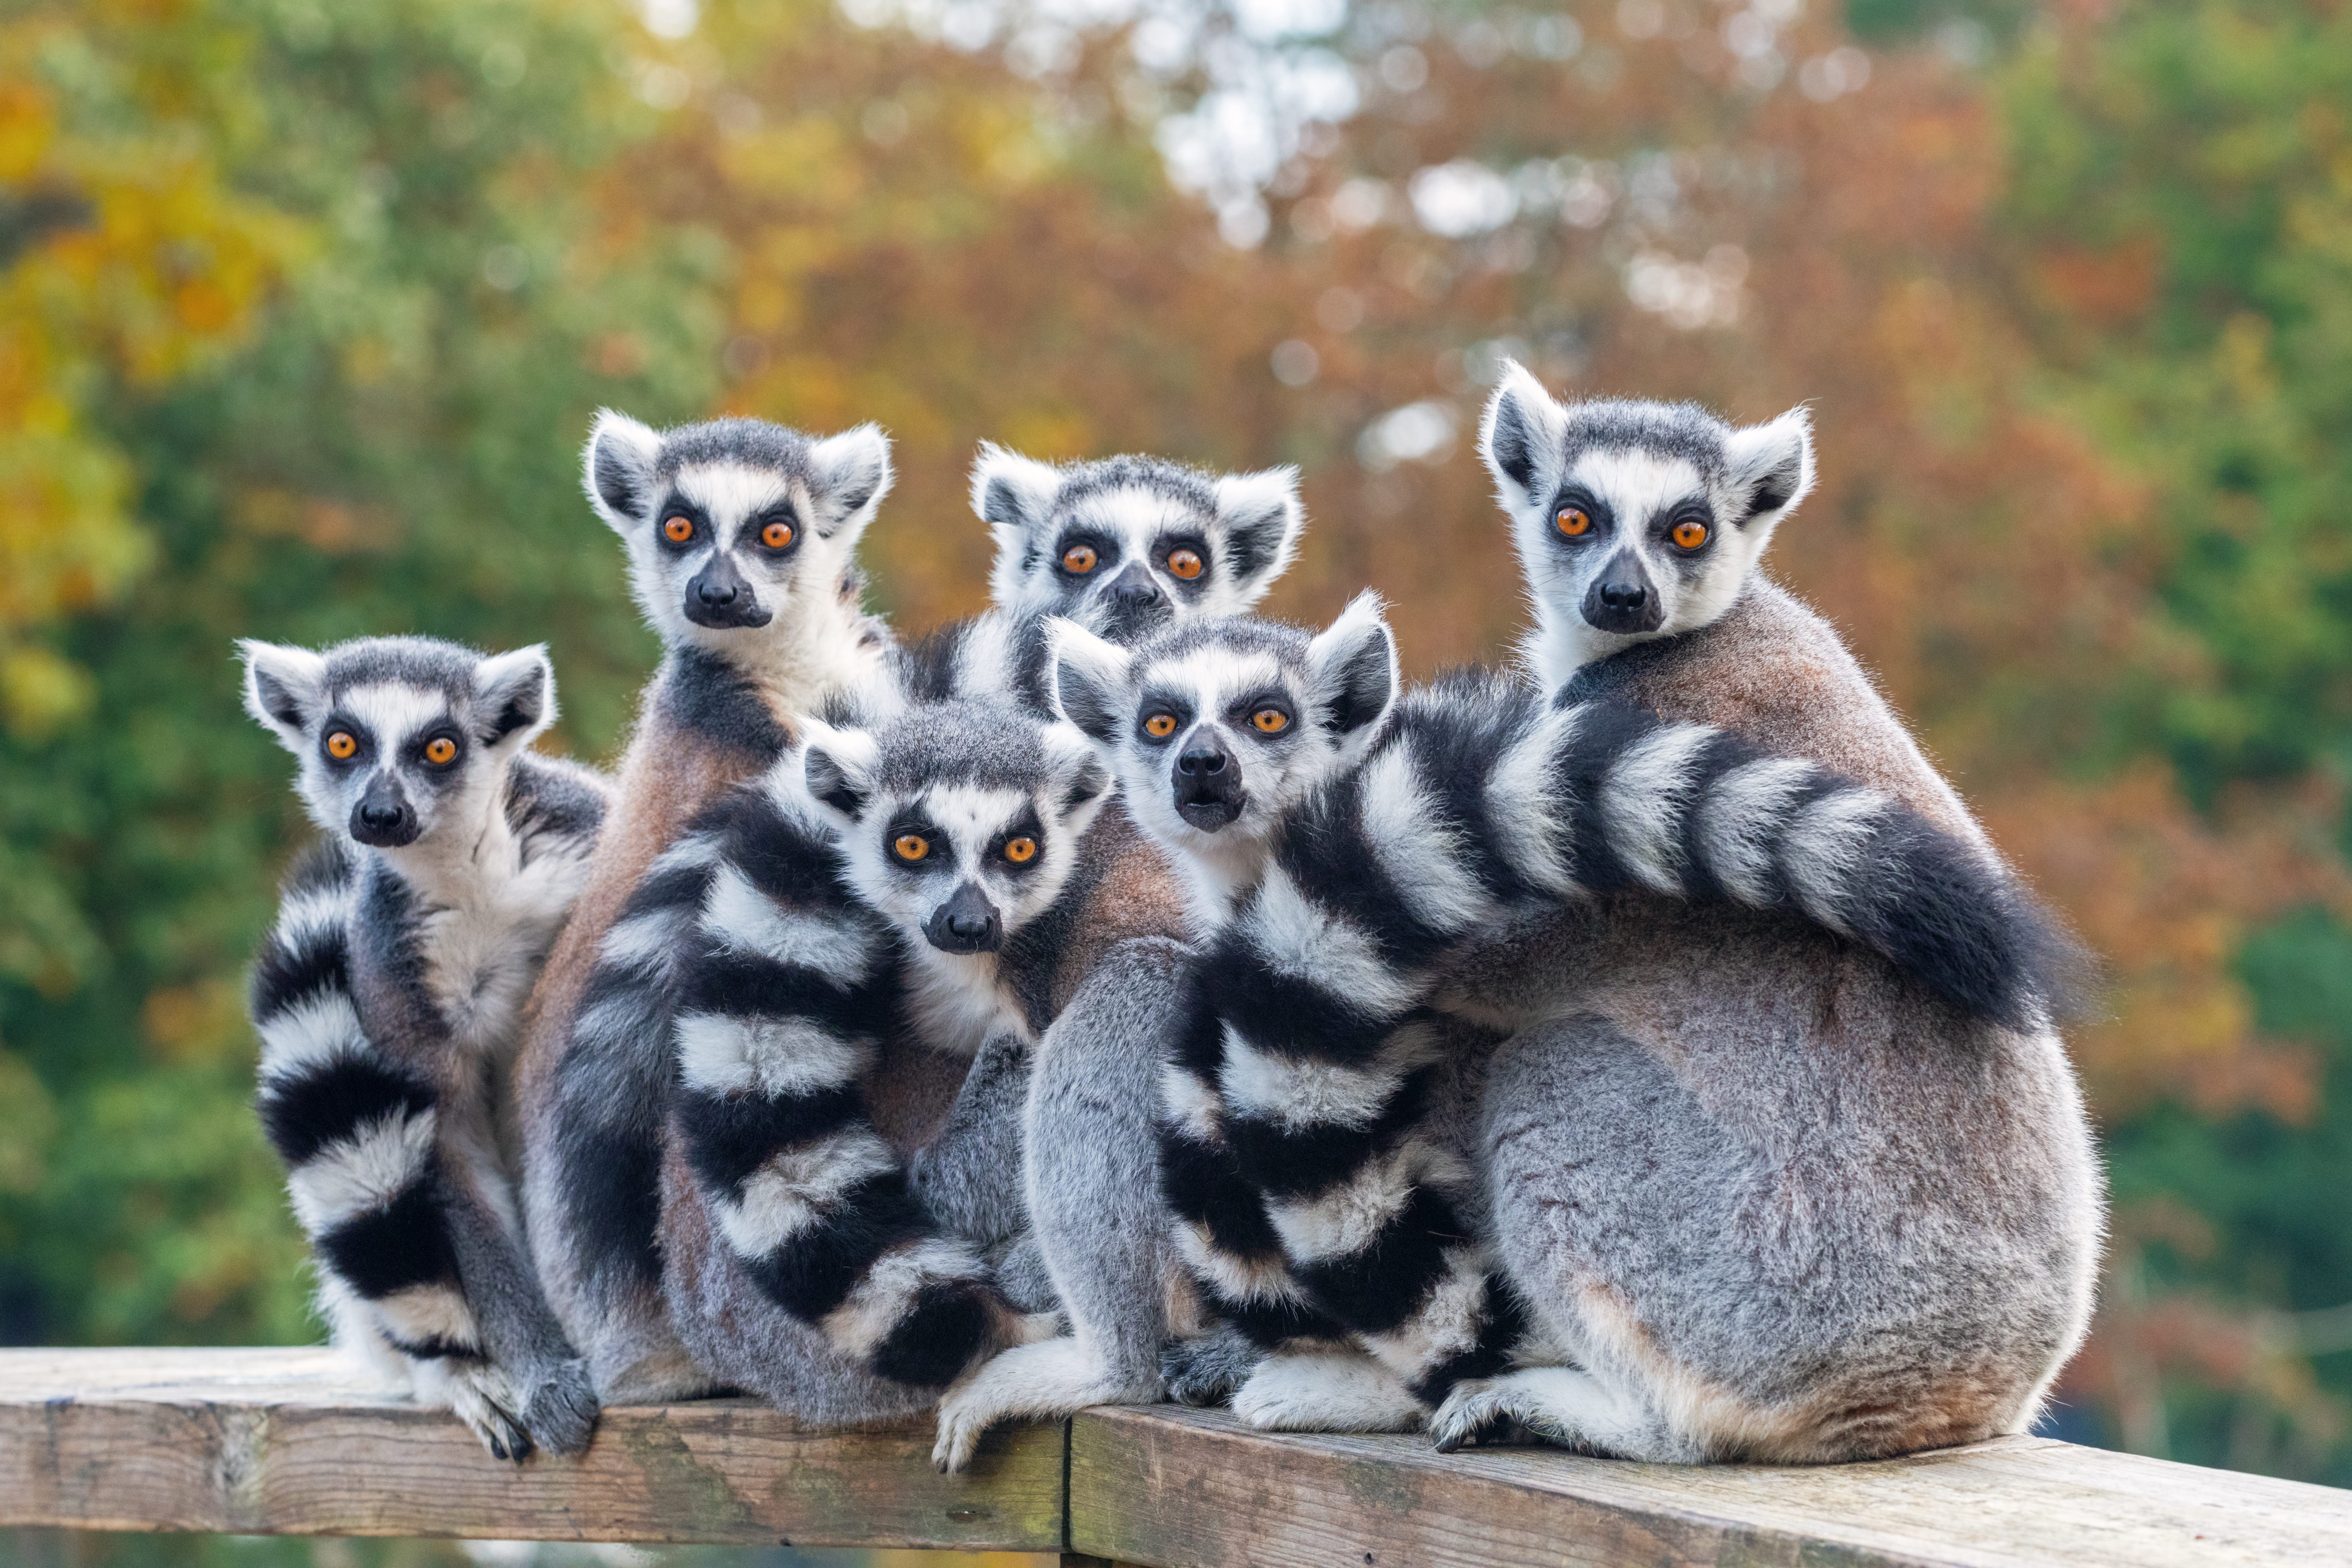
516 412 896 1405
242 636 610 1459
655 446 1305 1457
660 701 1117 1412
1048 595 2080 1438
1409 368 2099 1461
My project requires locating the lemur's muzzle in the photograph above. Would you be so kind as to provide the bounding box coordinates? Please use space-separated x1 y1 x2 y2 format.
1172 728 1245 831
684 551 774 629
350 773 421 848
1582 552 1666 635
1097 563 1172 638
924 881 1003 954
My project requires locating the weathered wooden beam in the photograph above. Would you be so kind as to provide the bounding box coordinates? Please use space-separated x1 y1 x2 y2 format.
1066 1405 2352 1568
0 1348 1062 1549
8 1349 2352 1564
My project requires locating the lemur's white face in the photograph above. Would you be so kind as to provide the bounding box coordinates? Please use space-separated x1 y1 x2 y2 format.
794 713 1111 957
584 411 892 660
1478 363 1815 687
240 639 553 854
971 445 1304 641
1050 595 1398 925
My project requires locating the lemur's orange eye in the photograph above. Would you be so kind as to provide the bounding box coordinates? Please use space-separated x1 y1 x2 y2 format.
663 515 694 543
325 731 358 760
1557 507 1592 537
761 520 794 549
892 834 930 862
1143 713 1178 739
1166 548 1203 580
424 736 458 766
1062 544 1098 574
1671 519 1710 550
1252 709 1289 734
1003 837 1037 864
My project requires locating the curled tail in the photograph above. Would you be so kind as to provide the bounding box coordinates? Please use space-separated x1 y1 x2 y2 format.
1192 678 2086 1407
249 844 494 1406
1317 676 2081 1032
665 776 1014 1390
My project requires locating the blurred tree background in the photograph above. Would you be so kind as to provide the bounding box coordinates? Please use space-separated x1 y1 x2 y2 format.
3 3 2351 1559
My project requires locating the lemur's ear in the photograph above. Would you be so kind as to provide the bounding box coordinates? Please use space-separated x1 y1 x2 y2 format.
798 720 880 827
475 645 555 747
805 424 894 540
1724 405 1815 531
238 640 329 751
1479 360 1569 512
1045 618 1132 746
1042 721 1116 819
585 409 662 534
1211 467 1303 605
970 443 1066 608
1304 591 1398 756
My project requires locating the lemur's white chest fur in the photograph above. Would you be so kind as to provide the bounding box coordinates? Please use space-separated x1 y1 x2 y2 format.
901 945 1031 1057
383 786 595 1062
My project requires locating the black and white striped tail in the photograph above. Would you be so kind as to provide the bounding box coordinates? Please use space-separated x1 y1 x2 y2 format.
666 777 1010 1390
1184 674 2085 1403
249 844 487 1377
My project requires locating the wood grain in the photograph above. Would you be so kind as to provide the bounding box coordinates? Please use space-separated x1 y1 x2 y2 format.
7 1350 2351 1564
1067 1405 2352 1568
0 1348 1063 1548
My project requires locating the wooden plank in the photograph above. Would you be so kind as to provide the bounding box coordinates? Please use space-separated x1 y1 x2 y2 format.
0 1348 1063 1549
1067 1405 2352 1568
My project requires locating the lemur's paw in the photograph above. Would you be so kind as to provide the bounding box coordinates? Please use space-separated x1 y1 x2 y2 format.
519 1357 600 1457
431 1360 534 1462
1428 1370 1589 1455
1161 1334 1251 1407
1232 1352 1425 1434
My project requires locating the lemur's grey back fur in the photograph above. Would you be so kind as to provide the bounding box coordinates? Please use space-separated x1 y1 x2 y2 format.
517 411 895 1406
242 636 610 1459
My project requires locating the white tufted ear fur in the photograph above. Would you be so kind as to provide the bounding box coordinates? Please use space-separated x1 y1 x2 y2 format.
796 718 883 830
583 409 663 534
1044 618 1136 747
970 444 1069 609
1210 466 1305 607
1723 405 1815 546
1041 719 1116 825
238 640 330 752
1303 591 1399 762
473 645 556 749
1478 360 1570 514
805 424 895 541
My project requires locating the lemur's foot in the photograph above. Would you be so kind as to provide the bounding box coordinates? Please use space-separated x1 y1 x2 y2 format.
518 1356 600 1457
416 1358 535 1462
933 1336 1156 1474
1429 1367 1617 1456
1160 1330 1255 1407
1230 1350 1425 1433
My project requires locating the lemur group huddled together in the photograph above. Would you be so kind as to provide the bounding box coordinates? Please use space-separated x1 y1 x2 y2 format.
241 366 2103 1471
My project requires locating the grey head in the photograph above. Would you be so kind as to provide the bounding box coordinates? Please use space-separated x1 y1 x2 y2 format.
972 445 1304 644
1478 362 1815 687
1048 593 1398 921
584 411 893 654
791 700 1114 957
240 636 555 852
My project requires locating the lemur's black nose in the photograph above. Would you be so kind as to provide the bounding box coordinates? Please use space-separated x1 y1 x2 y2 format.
684 552 773 629
1599 580 1647 610
350 775 420 848
924 881 1004 954
697 578 737 606
1176 740 1227 776
1107 564 1163 609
